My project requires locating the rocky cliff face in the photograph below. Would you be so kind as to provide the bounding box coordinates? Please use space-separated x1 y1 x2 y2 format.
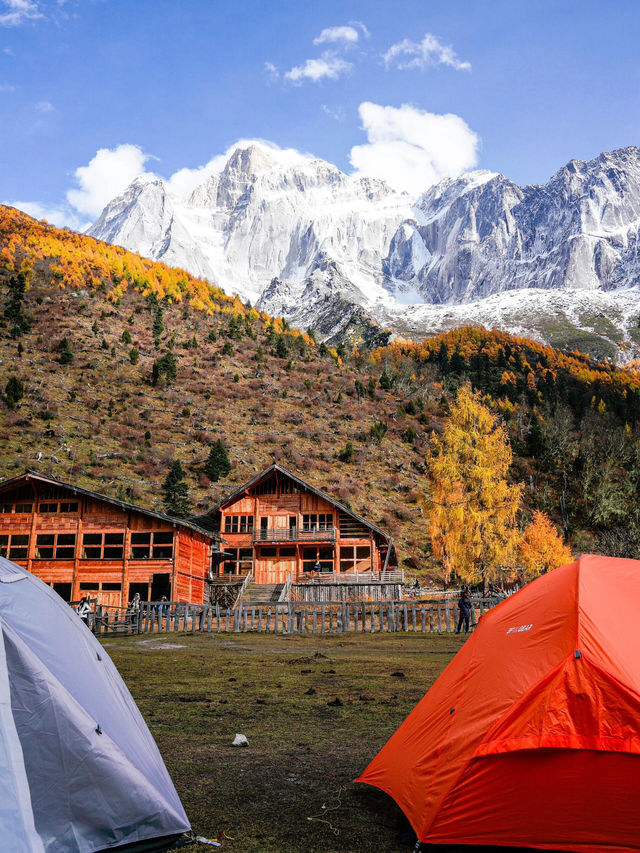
90 144 640 356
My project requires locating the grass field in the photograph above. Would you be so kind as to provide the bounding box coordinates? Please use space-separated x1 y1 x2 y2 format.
104 632 465 853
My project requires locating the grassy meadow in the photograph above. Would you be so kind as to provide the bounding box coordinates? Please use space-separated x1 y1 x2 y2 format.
104 632 465 853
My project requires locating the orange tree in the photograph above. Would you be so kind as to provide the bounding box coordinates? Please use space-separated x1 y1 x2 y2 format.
425 385 523 590
518 510 572 580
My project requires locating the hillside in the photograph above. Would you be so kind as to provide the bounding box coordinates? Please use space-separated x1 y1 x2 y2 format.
1 205 640 578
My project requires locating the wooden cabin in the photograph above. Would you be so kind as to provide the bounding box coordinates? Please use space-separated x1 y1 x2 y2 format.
0 471 221 607
208 464 396 584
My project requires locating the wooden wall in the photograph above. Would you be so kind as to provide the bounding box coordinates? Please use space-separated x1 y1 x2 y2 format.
217 478 387 584
0 479 213 607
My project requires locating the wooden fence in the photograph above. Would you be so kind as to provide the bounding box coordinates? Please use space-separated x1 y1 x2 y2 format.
93 598 502 637
291 582 404 602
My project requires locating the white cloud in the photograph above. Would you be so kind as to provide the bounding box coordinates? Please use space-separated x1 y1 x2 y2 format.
313 25 359 46
34 99 53 111
0 82 14 91
284 51 352 84
66 143 152 219
165 154 228 196
350 102 479 193
264 61 279 81
0 0 42 26
9 199 85 230
383 33 471 72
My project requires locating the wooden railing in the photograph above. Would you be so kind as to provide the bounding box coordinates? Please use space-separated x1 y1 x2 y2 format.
279 571 293 602
253 527 336 542
234 572 253 607
92 597 501 636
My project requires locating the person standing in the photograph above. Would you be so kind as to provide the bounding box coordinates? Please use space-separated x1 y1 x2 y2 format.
77 596 92 627
456 588 472 634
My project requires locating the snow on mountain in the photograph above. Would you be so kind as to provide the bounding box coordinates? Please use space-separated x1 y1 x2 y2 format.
89 143 640 358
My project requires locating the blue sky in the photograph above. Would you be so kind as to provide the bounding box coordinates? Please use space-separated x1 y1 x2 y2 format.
2 0 640 227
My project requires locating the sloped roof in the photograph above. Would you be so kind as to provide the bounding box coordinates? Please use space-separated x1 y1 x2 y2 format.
0 471 220 541
211 463 392 543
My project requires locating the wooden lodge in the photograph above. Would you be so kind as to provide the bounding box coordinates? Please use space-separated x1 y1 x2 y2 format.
207 464 397 584
0 471 221 608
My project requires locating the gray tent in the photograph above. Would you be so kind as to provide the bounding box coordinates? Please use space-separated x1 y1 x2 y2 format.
0 557 190 852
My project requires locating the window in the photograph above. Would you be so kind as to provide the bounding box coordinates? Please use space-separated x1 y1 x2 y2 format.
80 582 99 591
40 503 58 513
130 532 151 559
339 545 370 572
302 545 333 573
280 547 296 558
82 532 124 560
36 533 55 559
7 534 29 560
104 533 124 559
223 547 253 574
224 515 254 534
82 533 102 559
0 503 33 514
102 582 121 591
130 531 174 559
59 502 78 513
302 513 333 532
152 531 173 559
34 533 76 559
340 545 355 573
56 534 76 559
259 547 277 558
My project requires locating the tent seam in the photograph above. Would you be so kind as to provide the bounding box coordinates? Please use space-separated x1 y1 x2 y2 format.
419 626 482 840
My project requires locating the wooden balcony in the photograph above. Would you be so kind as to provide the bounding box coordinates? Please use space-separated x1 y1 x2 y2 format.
253 527 337 543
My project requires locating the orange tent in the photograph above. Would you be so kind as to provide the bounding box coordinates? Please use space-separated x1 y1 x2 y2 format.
357 555 640 852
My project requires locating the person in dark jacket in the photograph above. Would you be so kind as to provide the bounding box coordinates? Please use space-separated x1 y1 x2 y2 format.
456 588 472 634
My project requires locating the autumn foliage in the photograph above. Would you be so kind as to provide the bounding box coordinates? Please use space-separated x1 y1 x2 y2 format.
426 385 523 588
426 386 573 587
519 510 573 580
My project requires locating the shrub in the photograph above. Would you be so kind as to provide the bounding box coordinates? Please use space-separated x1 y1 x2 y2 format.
338 441 354 462
369 421 388 444
121 329 132 344
129 347 139 365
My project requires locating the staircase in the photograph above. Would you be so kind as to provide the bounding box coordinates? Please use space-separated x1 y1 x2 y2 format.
241 583 284 604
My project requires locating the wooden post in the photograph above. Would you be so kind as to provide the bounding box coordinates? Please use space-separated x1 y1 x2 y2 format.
411 604 417 632
421 606 426 633
403 604 408 632
437 603 442 633
429 605 433 632
445 599 451 632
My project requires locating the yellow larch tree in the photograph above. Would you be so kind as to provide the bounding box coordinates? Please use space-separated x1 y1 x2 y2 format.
426 385 523 590
518 510 572 580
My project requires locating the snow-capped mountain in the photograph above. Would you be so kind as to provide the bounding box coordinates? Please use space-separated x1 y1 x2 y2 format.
89 143 640 358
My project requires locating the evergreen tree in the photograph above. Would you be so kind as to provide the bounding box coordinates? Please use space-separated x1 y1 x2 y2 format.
204 439 232 481
275 335 289 358
162 460 191 517
4 375 24 409
151 352 177 386
4 273 30 338
58 337 73 364
379 370 393 390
